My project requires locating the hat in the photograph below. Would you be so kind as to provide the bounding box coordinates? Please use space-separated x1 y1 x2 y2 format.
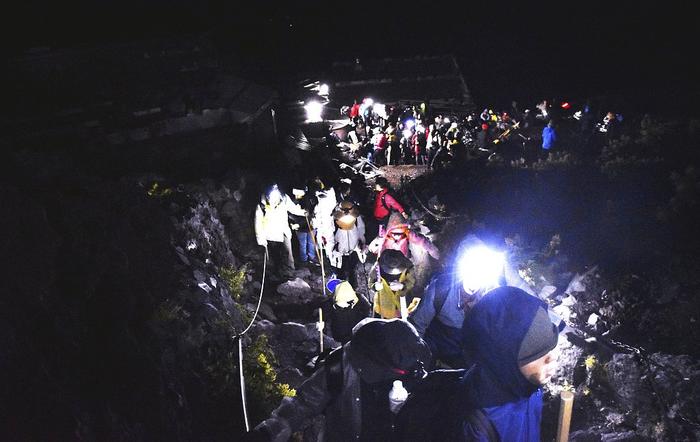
379 249 413 277
349 318 430 383
333 200 361 230
517 306 559 366
333 281 359 308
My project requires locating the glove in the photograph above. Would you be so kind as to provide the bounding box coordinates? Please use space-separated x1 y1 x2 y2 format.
316 321 325 332
407 297 421 314
290 223 300 230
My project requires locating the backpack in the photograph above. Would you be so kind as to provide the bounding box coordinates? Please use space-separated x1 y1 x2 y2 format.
392 368 499 442
314 346 344 402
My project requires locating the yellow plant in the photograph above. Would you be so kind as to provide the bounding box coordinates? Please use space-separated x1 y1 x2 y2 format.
585 355 597 369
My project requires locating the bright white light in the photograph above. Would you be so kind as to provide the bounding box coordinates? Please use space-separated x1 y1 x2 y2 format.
268 185 282 205
338 214 356 225
364 98 374 107
402 129 413 139
405 119 415 129
457 246 505 294
318 84 330 96
304 100 324 122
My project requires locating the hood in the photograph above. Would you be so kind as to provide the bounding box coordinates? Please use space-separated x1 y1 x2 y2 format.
349 318 430 384
462 286 552 402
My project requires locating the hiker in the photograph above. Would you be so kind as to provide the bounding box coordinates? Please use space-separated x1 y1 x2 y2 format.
542 119 558 155
367 215 440 266
393 286 562 442
328 200 366 288
289 187 320 268
310 177 338 263
409 234 533 368
460 286 562 440
247 318 431 442
321 279 371 345
373 177 408 234
369 249 418 319
254 184 307 279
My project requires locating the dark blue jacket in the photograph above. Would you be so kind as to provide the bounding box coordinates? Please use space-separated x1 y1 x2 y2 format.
460 287 550 441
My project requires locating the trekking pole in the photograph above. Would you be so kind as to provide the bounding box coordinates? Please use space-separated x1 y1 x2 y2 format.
305 215 327 354
555 390 574 442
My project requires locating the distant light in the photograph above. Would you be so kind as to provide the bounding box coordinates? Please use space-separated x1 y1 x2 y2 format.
561 102 571 109
304 100 324 122
405 119 415 129
402 129 413 139
318 84 330 96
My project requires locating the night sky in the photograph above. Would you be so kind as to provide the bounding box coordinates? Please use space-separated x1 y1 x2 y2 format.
3 2 698 112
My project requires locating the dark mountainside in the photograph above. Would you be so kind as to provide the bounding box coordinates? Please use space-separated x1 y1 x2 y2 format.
2 6 700 441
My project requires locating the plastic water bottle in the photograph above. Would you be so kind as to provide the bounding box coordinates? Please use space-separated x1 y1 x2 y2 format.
388 380 409 414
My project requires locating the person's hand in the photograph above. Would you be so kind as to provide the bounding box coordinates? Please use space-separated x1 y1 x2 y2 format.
401 211 409 220
290 223 300 231
374 281 383 291
316 321 325 332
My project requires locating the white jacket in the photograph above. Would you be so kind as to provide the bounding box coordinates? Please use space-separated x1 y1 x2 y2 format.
331 215 365 255
254 194 305 246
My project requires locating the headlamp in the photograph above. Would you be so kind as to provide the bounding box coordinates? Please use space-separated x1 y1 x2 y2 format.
457 245 505 294
268 184 282 203
304 100 324 123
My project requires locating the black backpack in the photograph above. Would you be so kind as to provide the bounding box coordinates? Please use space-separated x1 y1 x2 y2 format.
392 368 499 442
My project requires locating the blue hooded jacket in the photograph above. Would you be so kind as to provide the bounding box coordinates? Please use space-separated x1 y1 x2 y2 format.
460 286 553 441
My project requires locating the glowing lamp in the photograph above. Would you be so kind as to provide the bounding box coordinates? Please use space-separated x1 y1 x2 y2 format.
561 102 571 109
405 119 415 129
268 184 282 205
318 83 330 96
304 100 324 122
402 129 413 139
457 246 505 294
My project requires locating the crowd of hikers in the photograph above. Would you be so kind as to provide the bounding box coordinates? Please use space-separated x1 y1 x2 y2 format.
329 97 625 169
244 95 610 441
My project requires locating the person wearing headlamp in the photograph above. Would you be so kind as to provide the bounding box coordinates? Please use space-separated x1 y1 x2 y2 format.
328 200 366 288
369 249 419 319
254 184 307 279
409 234 534 368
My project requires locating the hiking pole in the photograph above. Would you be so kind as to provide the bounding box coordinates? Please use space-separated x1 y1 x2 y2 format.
305 215 327 354
555 390 574 442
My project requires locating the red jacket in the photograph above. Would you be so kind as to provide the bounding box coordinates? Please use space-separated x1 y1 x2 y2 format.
374 189 405 220
350 103 360 118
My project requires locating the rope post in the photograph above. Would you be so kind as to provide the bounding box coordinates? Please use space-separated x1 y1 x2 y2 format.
318 307 324 353
556 390 575 442
237 336 250 432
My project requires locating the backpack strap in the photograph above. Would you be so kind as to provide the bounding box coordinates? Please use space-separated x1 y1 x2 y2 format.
465 408 500 442
431 275 451 315
321 347 344 403
381 192 391 212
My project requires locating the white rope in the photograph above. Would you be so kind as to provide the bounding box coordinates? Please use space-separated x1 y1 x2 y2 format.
237 245 268 433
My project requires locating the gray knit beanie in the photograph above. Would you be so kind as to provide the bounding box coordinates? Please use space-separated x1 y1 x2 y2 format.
517 306 559 366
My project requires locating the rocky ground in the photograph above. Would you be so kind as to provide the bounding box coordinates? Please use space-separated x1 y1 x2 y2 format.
2 114 700 441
